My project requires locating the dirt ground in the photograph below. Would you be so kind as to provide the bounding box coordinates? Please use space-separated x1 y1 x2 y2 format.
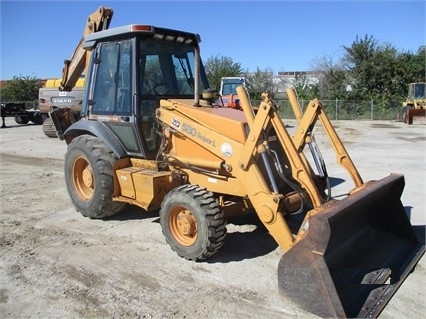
0 116 424 319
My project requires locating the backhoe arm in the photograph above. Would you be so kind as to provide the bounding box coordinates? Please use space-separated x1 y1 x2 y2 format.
59 6 113 91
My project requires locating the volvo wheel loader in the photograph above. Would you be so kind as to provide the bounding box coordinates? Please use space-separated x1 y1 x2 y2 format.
50 8 424 319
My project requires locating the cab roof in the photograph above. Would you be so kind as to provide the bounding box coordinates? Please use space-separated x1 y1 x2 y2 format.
83 24 201 49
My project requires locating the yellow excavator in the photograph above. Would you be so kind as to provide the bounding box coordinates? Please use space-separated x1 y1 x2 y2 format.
50 6 424 318
41 6 113 139
39 77 85 137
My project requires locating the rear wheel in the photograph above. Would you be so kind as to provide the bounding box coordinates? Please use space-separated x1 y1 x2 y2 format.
15 116 29 124
30 112 45 125
160 185 227 261
65 135 126 218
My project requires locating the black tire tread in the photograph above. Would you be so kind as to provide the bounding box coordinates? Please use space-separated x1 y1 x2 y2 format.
160 184 226 261
65 135 125 218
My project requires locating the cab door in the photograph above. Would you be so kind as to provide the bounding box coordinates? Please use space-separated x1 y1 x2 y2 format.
89 39 150 158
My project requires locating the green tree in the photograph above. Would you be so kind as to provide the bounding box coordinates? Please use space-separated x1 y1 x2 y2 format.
342 36 401 108
342 35 425 108
321 68 349 100
314 34 425 110
244 67 278 100
291 72 319 100
313 56 351 99
1 75 41 102
204 55 243 91
397 46 426 95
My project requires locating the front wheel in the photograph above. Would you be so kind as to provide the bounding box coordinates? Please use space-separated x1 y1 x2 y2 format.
160 185 227 261
65 135 126 218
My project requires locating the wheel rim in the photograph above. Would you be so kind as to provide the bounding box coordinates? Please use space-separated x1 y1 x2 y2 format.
169 206 198 246
72 156 94 201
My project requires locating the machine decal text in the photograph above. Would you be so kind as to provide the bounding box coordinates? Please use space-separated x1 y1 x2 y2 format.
171 118 180 129
182 122 216 147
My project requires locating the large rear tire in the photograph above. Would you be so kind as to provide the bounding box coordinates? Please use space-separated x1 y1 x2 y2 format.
160 185 227 261
65 135 126 218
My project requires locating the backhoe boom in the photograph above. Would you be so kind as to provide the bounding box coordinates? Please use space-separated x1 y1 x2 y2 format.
59 6 113 91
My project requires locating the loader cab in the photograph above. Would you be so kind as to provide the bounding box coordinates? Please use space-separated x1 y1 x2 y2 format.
80 25 210 159
407 82 426 100
218 76 246 109
219 77 246 96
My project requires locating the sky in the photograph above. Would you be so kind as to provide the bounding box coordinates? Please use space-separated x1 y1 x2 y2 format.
0 0 425 80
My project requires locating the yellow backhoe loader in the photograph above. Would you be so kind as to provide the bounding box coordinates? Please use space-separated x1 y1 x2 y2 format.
50 6 424 318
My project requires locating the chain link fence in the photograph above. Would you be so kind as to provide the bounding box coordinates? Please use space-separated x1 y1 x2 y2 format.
253 99 399 121
4 99 399 121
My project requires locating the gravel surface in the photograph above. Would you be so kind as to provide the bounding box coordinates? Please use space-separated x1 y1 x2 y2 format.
0 116 424 319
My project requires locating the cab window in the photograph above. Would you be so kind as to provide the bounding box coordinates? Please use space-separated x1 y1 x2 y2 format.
92 40 132 115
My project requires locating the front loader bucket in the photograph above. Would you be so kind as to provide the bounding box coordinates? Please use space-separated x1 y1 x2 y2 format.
278 174 425 318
